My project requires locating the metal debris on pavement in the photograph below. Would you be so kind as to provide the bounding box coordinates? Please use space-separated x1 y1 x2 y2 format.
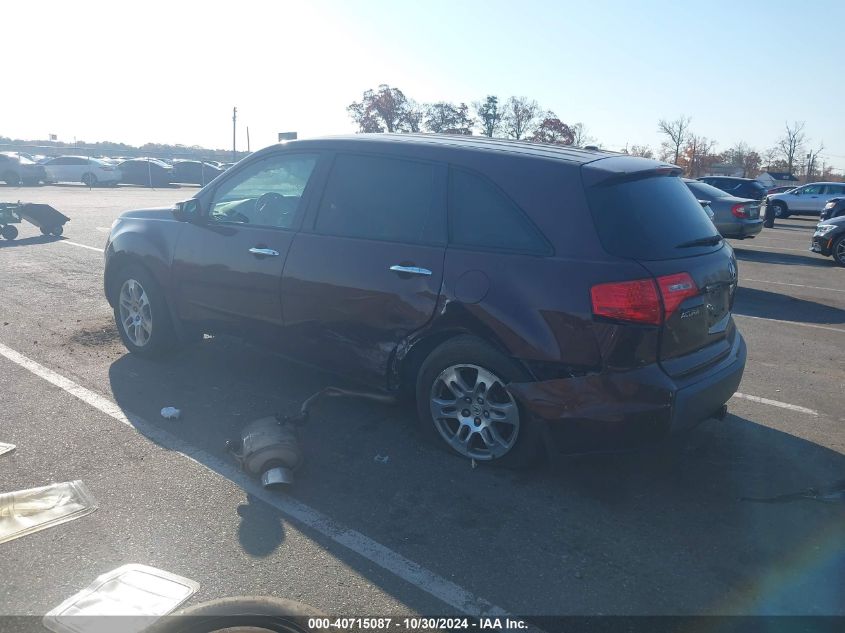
43 564 199 633
0 480 97 545
374 454 389 463
0 442 15 457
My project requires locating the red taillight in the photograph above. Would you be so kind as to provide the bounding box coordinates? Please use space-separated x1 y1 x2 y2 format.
592 273 698 325
591 279 662 325
656 272 698 317
731 203 748 218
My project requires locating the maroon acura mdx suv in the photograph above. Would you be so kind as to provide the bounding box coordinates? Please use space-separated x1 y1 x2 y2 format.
104 134 745 467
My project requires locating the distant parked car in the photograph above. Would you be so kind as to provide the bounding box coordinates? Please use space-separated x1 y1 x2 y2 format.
698 176 768 201
118 158 173 187
763 182 845 219
684 179 763 239
766 185 796 195
820 197 845 222
0 153 47 186
810 216 845 266
43 156 121 186
171 160 224 186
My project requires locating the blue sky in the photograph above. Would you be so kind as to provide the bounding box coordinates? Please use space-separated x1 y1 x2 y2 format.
4 0 843 171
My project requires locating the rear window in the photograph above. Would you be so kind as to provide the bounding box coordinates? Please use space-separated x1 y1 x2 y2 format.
587 175 720 260
686 181 729 200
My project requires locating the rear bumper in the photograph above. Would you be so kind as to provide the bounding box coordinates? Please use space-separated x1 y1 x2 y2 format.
721 219 763 239
510 333 746 454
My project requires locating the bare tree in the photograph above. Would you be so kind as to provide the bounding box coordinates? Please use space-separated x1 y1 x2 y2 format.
571 123 596 148
805 142 824 182
761 146 779 170
622 144 654 158
685 135 717 177
776 121 806 176
473 96 503 138
657 115 691 165
502 96 540 140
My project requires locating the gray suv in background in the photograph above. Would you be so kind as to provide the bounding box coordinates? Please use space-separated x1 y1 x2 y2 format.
764 182 845 218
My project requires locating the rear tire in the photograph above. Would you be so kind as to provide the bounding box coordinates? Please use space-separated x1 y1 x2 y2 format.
2 171 20 186
772 201 789 219
832 235 845 268
110 263 178 358
1 225 18 240
415 336 543 469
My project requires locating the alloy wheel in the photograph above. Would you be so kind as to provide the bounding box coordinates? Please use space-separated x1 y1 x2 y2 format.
429 364 520 460
118 278 153 347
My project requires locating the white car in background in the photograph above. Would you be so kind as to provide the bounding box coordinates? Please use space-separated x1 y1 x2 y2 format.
765 182 845 218
42 156 121 186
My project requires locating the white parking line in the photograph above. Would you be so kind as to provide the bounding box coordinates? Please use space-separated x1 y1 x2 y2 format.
740 278 845 293
0 341 507 617
732 392 818 416
58 240 102 253
734 313 845 334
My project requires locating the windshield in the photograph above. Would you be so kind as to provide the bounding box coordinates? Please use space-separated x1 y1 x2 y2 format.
587 174 721 260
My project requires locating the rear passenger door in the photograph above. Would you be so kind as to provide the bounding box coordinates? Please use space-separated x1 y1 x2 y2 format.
281 152 447 385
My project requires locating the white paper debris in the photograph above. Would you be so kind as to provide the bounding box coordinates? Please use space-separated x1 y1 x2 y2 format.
160 407 181 420
43 564 200 633
0 442 15 457
374 454 389 463
0 480 97 545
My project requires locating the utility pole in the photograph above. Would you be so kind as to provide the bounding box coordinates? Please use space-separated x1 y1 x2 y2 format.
232 107 237 162
246 126 250 153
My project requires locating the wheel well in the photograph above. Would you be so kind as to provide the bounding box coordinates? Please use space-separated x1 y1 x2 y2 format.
396 329 526 393
104 253 146 306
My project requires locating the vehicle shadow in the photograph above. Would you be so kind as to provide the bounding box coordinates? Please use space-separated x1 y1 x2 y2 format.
734 286 845 325
0 234 61 249
733 246 833 268
106 338 845 615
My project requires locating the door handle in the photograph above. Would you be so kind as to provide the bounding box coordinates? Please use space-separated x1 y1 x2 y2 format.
249 247 280 257
389 264 432 277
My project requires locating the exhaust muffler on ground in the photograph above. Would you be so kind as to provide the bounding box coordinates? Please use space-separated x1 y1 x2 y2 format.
227 387 397 488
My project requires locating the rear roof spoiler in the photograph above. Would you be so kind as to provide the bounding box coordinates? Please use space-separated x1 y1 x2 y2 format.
581 156 682 188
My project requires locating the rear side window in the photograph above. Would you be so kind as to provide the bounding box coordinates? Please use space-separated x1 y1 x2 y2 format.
587 175 720 260
316 154 438 244
448 169 550 254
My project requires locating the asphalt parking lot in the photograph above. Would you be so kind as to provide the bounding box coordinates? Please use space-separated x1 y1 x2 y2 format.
0 184 843 619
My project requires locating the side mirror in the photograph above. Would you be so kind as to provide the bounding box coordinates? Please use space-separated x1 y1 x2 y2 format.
173 198 200 222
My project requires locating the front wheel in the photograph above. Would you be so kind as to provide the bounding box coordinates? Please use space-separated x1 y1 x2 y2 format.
111 264 177 358
772 202 789 219
832 235 845 267
416 336 542 469
1 225 18 240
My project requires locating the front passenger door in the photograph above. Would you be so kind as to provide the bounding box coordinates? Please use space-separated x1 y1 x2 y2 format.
171 152 322 338
281 152 447 385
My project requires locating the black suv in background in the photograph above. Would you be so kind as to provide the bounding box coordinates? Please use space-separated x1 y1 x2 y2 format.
104 134 745 467
699 176 768 200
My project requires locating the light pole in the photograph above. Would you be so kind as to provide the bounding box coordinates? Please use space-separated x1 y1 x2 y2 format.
232 107 237 162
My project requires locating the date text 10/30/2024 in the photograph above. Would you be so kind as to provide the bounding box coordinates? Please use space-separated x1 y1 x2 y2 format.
306 618 529 630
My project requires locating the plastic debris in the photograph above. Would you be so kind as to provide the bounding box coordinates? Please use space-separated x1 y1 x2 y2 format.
471 458 477 469
374 454 389 464
160 407 181 420
0 442 15 457
0 480 97 545
43 564 199 633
